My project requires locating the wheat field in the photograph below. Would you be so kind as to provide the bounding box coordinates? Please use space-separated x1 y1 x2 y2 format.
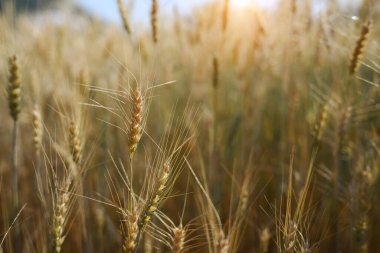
1 0 380 252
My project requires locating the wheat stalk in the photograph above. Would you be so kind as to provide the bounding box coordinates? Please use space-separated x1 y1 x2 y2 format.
7 55 22 252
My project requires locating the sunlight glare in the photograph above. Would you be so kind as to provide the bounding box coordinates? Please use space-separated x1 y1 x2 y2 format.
230 0 254 8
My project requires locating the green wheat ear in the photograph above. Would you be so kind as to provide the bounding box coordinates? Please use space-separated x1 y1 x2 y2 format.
8 55 22 121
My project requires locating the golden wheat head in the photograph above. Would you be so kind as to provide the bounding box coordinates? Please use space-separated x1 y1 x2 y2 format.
7 55 22 121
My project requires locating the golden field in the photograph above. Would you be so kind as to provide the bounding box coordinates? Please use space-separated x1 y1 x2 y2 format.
0 0 380 252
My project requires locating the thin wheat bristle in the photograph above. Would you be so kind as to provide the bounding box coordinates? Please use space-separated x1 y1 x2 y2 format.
117 0 132 35
32 105 43 152
69 121 82 165
151 0 158 43
128 87 143 159
349 21 371 75
7 55 22 121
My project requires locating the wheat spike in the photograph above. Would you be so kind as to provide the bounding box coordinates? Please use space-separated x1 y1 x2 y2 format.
313 102 330 142
142 162 170 225
7 55 22 121
128 86 143 159
117 0 132 35
218 231 230 253
128 162 171 253
32 105 43 153
121 210 139 253
337 105 352 156
171 225 185 253
151 0 158 43
259 227 271 253
284 220 297 253
349 21 371 75
69 121 82 165
52 177 72 253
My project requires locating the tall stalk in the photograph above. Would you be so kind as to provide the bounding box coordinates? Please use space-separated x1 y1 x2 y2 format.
7 55 22 252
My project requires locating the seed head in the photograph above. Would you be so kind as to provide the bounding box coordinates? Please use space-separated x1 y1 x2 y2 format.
7 55 22 121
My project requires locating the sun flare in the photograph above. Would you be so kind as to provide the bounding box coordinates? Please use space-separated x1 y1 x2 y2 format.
230 0 255 8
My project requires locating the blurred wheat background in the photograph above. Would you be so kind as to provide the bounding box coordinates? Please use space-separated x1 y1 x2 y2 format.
1 0 380 252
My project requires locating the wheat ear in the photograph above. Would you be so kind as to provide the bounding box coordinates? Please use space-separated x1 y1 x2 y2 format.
141 161 170 226
349 21 371 75
121 210 139 253
259 227 271 253
69 120 82 165
131 162 171 253
151 0 158 43
312 102 330 144
218 231 230 253
8 56 21 121
171 225 185 253
52 176 73 253
117 0 131 35
32 105 43 154
128 86 143 160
